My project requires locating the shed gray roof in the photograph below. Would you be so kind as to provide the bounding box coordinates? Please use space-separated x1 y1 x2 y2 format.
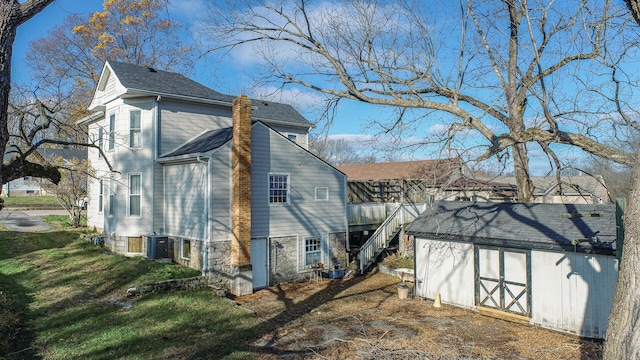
161 127 233 158
405 201 617 254
107 61 312 128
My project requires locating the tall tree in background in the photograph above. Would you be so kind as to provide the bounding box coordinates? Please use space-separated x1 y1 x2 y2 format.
0 0 58 209
202 0 640 202
25 0 195 142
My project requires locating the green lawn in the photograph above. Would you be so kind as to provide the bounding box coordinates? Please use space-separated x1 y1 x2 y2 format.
0 221 269 359
2 196 60 207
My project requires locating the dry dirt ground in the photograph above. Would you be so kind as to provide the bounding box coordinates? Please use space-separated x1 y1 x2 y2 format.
233 271 602 359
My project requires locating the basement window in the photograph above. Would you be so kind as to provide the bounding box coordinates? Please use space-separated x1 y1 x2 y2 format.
304 237 322 268
181 239 191 259
127 236 143 254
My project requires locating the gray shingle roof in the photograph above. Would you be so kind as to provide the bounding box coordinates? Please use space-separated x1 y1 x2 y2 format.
107 61 312 128
161 127 233 158
405 201 616 254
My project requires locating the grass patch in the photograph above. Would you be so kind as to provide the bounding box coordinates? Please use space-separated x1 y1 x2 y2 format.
2 196 59 207
41 215 87 229
0 229 267 359
381 254 414 269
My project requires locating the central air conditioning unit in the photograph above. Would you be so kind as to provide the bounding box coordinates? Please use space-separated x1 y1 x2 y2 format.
145 235 169 259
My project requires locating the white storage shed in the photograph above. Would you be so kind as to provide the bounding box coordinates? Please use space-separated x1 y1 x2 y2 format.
406 201 618 339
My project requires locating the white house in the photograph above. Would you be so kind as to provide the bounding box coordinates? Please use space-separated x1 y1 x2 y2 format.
406 201 618 339
79 61 348 295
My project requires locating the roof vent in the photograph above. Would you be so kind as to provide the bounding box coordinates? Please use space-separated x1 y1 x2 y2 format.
147 67 157 72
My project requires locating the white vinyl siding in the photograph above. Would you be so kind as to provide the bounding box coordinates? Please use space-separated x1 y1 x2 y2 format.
164 163 207 240
129 110 141 148
158 101 232 155
129 174 141 217
251 123 347 238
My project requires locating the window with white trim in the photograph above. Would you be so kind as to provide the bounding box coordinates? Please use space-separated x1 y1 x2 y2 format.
98 127 103 158
98 179 104 213
129 110 141 148
108 114 115 150
129 174 141 217
127 236 143 254
108 176 115 216
181 239 191 259
304 237 322 268
269 173 289 204
315 187 328 201
287 134 298 143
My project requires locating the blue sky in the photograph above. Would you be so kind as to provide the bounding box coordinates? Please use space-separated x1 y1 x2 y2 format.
12 0 603 176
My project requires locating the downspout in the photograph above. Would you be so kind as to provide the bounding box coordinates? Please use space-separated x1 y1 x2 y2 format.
344 174 350 264
151 96 160 234
197 154 210 276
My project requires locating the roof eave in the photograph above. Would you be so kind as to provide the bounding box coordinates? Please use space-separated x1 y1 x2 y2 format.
126 89 233 107
157 153 208 164
76 111 105 125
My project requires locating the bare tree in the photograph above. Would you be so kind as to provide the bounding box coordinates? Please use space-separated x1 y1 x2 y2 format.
0 0 58 210
310 137 377 166
200 0 640 202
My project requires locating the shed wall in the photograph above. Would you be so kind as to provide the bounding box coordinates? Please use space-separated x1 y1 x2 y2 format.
530 250 617 338
415 238 475 308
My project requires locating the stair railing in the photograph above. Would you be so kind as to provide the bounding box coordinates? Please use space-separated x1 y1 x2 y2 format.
358 203 427 273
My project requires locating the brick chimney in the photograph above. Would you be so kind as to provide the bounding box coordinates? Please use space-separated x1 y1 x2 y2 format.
230 94 253 296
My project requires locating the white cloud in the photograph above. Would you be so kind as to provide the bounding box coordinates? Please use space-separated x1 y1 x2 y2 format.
252 86 325 111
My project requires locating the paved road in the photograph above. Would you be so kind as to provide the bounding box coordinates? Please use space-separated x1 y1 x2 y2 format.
0 209 68 232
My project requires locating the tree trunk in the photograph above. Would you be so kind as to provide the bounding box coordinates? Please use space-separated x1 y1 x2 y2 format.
603 146 640 359
512 143 534 202
0 0 55 209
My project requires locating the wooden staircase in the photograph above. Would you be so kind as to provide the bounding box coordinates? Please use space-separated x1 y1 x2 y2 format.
358 203 426 273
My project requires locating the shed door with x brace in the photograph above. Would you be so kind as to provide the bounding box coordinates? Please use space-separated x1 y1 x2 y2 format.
475 246 531 317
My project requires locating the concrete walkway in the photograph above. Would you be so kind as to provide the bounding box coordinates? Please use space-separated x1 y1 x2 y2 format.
0 210 55 232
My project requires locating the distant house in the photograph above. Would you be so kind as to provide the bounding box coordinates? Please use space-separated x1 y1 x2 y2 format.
407 201 618 338
502 175 610 204
2 148 87 197
79 61 348 295
338 158 515 203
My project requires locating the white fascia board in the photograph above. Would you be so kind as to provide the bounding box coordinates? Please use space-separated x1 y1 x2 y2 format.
76 111 105 126
156 153 208 164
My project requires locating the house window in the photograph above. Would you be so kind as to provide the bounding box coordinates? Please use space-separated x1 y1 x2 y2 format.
98 127 103 158
127 236 143 254
269 173 289 204
108 113 115 150
181 239 191 259
108 176 115 216
287 134 298 143
98 179 104 213
129 110 141 148
304 237 322 268
129 174 141 217
315 187 329 201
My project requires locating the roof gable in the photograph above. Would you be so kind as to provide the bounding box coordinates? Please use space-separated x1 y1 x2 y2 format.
89 61 312 128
